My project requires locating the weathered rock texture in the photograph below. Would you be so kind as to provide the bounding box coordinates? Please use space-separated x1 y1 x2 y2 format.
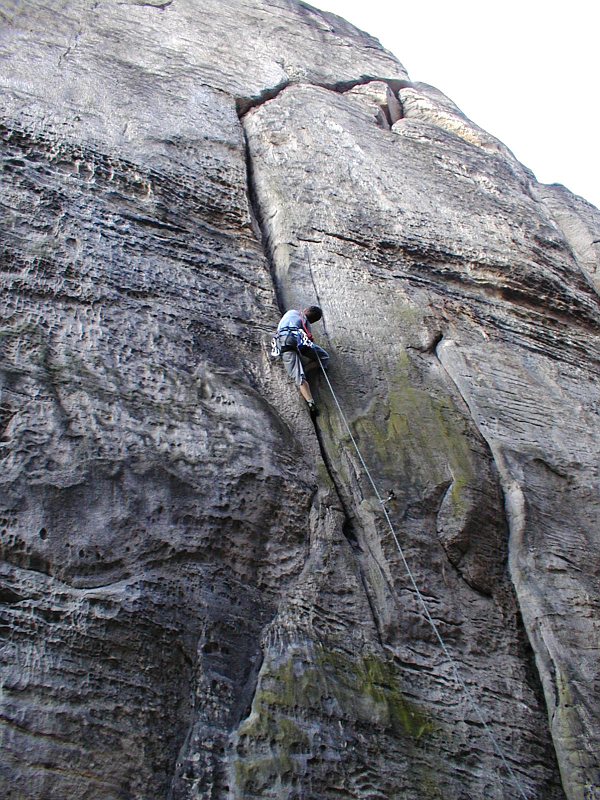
1 2 599 799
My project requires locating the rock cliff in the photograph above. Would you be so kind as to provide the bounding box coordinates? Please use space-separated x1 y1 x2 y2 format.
1 2 599 799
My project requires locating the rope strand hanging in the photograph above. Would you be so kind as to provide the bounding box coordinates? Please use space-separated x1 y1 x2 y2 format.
314 351 531 800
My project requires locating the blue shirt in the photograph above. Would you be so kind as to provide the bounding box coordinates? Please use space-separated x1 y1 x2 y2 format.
277 309 311 336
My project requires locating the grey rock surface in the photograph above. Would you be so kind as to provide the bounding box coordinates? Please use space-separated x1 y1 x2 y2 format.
1 2 598 799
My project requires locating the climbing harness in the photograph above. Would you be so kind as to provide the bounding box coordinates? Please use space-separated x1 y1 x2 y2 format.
271 315 315 359
313 350 531 800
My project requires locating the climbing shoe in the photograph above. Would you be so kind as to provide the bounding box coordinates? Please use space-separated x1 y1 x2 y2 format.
307 401 319 418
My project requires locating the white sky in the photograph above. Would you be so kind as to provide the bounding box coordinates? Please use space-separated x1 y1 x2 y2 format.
312 0 600 210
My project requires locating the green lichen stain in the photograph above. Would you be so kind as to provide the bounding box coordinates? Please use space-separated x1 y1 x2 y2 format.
234 669 312 795
233 754 292 795
241 647 434 742
449 473 469 516
320 650 435 740
351 350 476 504
233 647 437 797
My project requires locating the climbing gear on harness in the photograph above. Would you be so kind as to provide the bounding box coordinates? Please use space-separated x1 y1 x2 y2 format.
297 329 314 349
270 335 283 358
312 349 531 800
381 490 396 506
307 400 319 418
271 323 314 359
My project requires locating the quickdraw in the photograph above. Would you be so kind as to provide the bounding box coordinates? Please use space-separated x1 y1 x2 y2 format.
271 314 314 359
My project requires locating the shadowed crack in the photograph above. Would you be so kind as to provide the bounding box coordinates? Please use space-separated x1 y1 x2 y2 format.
311 415 360 550
236 75 406 118
310 411 391 653
236 79 291 118
118 0 174 7
431 334 566 792
241 97 397 649
242 126 283 308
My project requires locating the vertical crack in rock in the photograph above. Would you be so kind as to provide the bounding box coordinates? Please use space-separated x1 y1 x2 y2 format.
242 126 283 310
310 418 390 651
241 104 392 654
5 3 595 796
238 74 405 305
431 335 569 794
311 420 359 549
236 81 569 799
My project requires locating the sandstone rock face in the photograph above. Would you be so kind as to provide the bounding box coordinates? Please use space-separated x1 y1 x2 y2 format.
1 2 598 800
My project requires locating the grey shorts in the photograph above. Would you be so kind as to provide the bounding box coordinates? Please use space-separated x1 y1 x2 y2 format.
282 344 329 387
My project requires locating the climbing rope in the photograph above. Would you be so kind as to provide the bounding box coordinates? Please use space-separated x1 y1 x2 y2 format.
314 352 531 800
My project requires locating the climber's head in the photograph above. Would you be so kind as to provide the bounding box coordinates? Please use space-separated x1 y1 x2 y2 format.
304 306 322 324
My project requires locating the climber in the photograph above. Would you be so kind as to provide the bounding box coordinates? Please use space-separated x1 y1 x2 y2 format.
272 305 329 418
